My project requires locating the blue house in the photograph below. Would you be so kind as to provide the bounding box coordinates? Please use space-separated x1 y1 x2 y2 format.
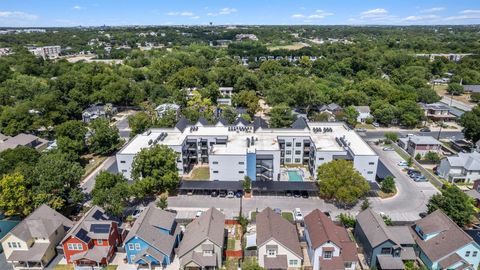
124 205 181 268
0 213 21 252
411 210 480 270
354 209 416 270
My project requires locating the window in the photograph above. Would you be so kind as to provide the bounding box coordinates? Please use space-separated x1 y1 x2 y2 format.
295 158 301 163
323 251 332 259
7 242 11 248
213 171 218 173
17 242 20 248
122 170 127 173
120 161 126 164
286 150 292 155
128 243 134 250
369 162 374 165
203 250 213 256
212 161 218 164
295 142 302 147
11 242 17 248
367 171 373 174
289 260 298 266
239 171 244 174
295 150 301 155
135 243 141 250
319 158 324 161
130 255 135 262
345 262 353 268
239 162 244 165
466 251 471 257
67 243 83 250
97 239 103 245
473 251 478 257
381 248 391 255
286 158 291 162
286 142 292 147
267 249 276 256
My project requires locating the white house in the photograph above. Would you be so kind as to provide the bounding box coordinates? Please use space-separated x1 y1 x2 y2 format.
354 106 371 123
256 208 303 269
304 209 357 270
437 152 480 183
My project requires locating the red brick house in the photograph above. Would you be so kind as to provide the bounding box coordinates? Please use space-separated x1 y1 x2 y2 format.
62 206 124 268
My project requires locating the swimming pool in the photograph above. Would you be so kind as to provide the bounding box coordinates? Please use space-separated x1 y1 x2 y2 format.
287 170 303 182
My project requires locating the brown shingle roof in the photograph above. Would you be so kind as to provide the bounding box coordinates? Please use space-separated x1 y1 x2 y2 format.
264 255 288 269
256 207 303 258
412 210 474 262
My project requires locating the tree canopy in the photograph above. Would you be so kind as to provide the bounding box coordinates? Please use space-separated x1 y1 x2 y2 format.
427 185 475 227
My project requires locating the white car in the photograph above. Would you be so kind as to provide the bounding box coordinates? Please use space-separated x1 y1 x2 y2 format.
397 161 408 167
294 208 303 222
195 210 203 217
227 191 235 198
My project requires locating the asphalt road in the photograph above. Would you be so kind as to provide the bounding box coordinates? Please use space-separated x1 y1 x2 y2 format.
360 130 464 140
80 155 117 193
441 96 473 112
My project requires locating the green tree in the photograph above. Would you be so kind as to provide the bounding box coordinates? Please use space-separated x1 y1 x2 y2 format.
131 144 180 195
242 260 265 270
384 132 398 143
0 146 40 176
447 83 464 96
470 93 480 103
89 118 120 155
0 172 32 216
154 110 178 128
232 90 259 116
128 111 152 137
343 105 359 127
424 151 440 163
361 198 371 210
317 160 370 207
381 176 396 194
427 185 475 227
219 106 238 124
407 157 413 167
243 176 252 193
156 194 168 210
381 214 393 225
92 171 130 216
415 153 422 160
338 213 356 228
460 105 480 143
269 103 294 128
31 152 84 210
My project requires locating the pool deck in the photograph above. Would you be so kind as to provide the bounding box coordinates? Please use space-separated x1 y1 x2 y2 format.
279 167 314 182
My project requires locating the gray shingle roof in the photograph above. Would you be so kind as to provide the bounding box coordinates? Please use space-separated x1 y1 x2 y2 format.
463 85 480 93
356 209 397 248
62 206 117 244
291 117 308 130
196 117 209 126
215 118 229 126
124 205 178 256
177 207 225 258
253 117 268 131
408 135 441 145
412 210 475 262
446 152 480 170
256 207 303 258
354 106 371 114
233 116 250 126
175 117 190 132
6 204 73 242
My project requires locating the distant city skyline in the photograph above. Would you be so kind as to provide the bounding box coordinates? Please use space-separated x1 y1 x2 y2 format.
0 0 479 27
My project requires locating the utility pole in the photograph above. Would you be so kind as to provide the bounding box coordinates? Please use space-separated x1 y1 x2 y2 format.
437 121 443 140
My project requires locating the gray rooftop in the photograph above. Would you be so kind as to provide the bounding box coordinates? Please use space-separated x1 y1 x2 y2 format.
177 207 225 258
354 106 371 113
124 205 178 256
421 102 450 111
407 135 441 146
445 152 480 170
463 85 480 93
356 209 397 248
62 206 117 244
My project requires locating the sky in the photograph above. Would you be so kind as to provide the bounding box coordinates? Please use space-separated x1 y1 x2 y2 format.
0 0 479 27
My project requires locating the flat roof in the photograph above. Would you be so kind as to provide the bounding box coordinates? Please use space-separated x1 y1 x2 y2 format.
119 122 375 156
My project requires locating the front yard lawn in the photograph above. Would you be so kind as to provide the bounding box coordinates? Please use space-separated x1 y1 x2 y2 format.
189 167 210 180
282 212 294 222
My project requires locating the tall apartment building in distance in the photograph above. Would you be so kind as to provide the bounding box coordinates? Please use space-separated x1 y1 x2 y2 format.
27 46 61 59
117 117 378 185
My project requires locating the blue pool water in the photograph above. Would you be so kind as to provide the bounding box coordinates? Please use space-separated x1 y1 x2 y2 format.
287 170 303 182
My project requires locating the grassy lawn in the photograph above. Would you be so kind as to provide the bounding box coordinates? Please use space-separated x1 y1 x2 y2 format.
227 238 236 250
355 123 375 129
378 190 396 199
188 167 210 180
54 265 73 270
104 265 118 270
268 42 306 51
82 154 107 178
250 211 257 222
282 212 294 222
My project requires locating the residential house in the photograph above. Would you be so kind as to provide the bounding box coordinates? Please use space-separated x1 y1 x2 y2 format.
304 209 357 270
437 152 480 183
256 207 303 269
316 103 342 122
354 209 416 270
421 103 456 121
155 103 180 119
177 208 225 270
1 205 73 270
0 133 48 152
0 214 21 252
219 87 233 97
463 85 480 94
411 210 480 270
124 205 182 268
398 135 442 157
82 104 117 123
61 206 123 268
354 106 372 123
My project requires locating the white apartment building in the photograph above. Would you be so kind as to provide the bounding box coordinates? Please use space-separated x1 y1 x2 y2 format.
116 118 378 183
27 46 61 59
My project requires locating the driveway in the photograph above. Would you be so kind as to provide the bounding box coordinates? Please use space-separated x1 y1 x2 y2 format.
369 144 439 221
80 155 118 194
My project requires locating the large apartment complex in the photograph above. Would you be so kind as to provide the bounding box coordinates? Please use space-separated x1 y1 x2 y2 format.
117 118 378 183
